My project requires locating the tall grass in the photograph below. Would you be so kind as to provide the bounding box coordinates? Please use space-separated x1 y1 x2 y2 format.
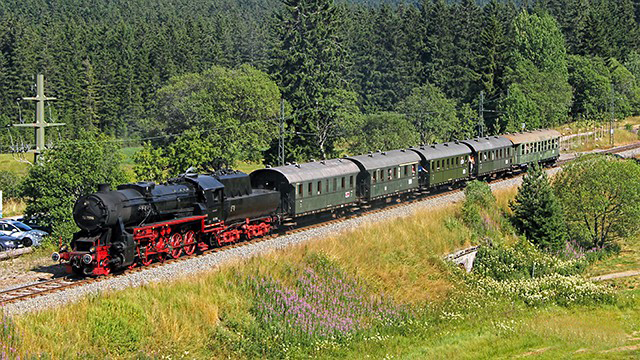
1 198 25 217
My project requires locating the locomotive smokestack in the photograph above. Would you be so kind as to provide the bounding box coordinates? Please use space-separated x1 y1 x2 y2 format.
98 184 110 192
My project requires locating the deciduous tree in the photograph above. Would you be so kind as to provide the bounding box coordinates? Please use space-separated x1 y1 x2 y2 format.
553 155 640 249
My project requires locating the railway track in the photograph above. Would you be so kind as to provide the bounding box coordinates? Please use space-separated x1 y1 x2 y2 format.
4 141 640 305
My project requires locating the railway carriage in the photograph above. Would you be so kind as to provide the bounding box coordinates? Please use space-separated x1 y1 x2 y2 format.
250 159 360 217
502 130 561 169
346 149 421 201
461 136 514 177
409 142 472 188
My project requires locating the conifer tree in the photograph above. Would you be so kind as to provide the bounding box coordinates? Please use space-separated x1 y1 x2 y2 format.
271 0 358 161
510 164 566 252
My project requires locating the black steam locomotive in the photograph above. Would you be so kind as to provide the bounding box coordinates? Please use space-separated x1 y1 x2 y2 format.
54 171 279 275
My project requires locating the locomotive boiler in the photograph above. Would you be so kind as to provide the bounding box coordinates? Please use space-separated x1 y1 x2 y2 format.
53 171 280 276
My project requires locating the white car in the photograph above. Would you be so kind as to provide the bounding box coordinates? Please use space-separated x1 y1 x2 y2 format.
0 220 48 247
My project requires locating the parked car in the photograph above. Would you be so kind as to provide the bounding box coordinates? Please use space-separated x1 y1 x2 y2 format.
16 216 53 234
0 235 20 251
0 220 48 247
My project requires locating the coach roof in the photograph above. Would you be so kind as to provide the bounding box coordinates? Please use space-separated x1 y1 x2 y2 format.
409 142 472 162
461 136 513 152
346 149 421 171
501 129 562 145
251 159 360 184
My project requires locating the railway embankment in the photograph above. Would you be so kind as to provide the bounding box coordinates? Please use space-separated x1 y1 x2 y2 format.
5 176 638 359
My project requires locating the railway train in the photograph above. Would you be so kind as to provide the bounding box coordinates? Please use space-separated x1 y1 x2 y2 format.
52 129 561 276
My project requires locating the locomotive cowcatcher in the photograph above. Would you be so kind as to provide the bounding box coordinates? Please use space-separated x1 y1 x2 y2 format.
52 171 280 276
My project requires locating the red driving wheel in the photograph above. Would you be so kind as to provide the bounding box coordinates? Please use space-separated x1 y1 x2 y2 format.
169 233 183 259
183 230 197 256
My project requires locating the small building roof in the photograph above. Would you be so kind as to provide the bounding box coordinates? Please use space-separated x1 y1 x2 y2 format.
409 142 472 162
501 129 562 145
346 149 420 171
250 158 360 184
461 136 513 152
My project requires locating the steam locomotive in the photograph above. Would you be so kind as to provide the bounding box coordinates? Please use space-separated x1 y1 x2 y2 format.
53 172 280 275
53 129 561 276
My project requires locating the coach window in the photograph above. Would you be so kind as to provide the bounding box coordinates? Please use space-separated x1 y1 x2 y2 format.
333 178 337 192
317 181 322 195
412 164 416 175
298 184 303 198
388 168 392 180
404 165 409 176
308 182 312 196
393 167 398 179
380 169 385 181
372 171 377 183
341 177 346 189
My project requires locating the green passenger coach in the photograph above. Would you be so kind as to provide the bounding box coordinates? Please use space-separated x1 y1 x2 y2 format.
250 159 360 217
461 136 514 177
502 130 561 168
409 142 473 188
347 150 421 201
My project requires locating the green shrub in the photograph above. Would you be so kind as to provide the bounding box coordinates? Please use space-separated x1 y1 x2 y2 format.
0 170 23 199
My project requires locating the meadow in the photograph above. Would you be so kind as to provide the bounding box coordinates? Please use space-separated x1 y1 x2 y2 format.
3 187 638 359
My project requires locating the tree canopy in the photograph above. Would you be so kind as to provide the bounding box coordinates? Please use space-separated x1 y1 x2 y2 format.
553 155 640 249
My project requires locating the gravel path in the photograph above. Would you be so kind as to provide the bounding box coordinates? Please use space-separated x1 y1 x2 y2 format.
4 148 635 316
591 270 640 282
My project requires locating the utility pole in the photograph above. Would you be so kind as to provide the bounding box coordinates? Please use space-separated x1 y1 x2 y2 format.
13 74 65 163
278 98 285 166
478 91 484 137
610 87 615 147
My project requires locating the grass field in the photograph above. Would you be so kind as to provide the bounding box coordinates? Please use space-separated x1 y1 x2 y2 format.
557 116 640 152
6 188 639 359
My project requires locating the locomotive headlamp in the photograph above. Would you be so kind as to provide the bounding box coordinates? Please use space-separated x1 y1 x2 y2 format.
60 245 69 253
51 252 60 262
89 246 96 254
82 254 93 265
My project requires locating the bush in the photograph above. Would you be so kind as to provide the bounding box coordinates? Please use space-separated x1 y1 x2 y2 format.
473 239 588 281
0 171 23 199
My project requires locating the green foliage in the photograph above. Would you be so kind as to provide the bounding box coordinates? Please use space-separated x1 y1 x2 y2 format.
553 155 640 248
347 112 419 154
0 170 22 199
21 131 127 238
510 165 566 251
132 142 168 182
153 64 282 166
463 180 495 209
397 83 459 144
608 58 640 117
474 239 586 281
461 180 498 237
567 55 612 119
503 11 572 129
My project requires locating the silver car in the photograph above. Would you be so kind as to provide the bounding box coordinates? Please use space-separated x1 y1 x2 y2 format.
0 220 48 247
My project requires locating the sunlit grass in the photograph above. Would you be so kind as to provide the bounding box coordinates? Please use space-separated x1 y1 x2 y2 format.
0 153 33 175
1 197 26 217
